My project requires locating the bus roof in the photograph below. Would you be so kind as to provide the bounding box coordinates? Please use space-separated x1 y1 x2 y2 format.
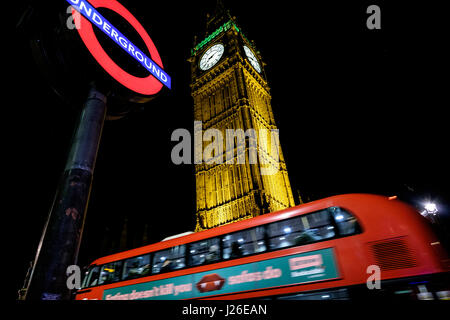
161 231 195 241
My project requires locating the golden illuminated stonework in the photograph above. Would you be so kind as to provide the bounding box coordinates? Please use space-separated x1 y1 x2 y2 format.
190 5 295 231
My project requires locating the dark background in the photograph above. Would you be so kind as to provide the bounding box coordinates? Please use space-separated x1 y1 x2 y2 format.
10 0 449 299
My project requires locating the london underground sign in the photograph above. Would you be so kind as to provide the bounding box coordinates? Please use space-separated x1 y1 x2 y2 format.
66 0 171 95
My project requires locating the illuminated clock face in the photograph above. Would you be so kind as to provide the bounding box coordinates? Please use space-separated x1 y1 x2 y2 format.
199 44 225 71
243 45 261 73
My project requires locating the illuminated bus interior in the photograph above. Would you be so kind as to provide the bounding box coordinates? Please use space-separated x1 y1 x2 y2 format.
81 206 361 289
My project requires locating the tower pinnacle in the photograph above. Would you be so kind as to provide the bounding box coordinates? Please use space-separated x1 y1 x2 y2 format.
206 0 232 34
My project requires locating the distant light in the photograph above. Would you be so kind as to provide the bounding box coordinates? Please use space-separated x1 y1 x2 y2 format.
409 280 428 285
190 249 196 254
284 227 292 233
327 226 334 230
238 238 244 243
388 196 397 200
395 290 413 295
279 237 285 241
160 256 166 261
321 295 330 299
335 214 344 221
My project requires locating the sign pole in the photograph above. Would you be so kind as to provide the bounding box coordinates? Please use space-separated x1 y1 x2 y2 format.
25 86 107 300
19 0 170 300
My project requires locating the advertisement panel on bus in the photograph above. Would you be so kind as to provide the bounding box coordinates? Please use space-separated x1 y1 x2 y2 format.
102 248 339 300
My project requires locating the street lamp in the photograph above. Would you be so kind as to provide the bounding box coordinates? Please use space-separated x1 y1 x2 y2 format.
424 202 438 215
421 201 440 225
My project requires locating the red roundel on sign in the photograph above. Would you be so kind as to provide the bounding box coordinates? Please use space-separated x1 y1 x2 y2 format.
73 0 164 95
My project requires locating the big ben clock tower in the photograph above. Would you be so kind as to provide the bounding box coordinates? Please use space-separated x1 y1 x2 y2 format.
190 1 295 231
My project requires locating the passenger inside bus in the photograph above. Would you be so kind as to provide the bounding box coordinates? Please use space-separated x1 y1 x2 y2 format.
230 242 243 258
160 259 175 273
294 230 317 245
126 263 151 279
206 244 220 262
122 255 151 280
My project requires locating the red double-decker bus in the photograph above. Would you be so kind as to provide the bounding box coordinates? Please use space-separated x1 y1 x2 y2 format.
75 194 450 300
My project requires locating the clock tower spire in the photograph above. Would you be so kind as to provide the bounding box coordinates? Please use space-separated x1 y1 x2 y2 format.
205 0 230 34
190 5 295 231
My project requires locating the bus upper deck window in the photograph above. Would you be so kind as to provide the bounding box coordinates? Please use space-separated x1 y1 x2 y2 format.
222 227 267 259
304 209 336 241
267 217 304 249
98 261 123 285
81 265 100 288
329 207 360 236
267 210 336 250
122 254 151 280
189 238 220 266
153 245 186 274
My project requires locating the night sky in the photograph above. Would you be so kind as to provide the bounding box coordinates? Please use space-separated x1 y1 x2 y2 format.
11 0 449 298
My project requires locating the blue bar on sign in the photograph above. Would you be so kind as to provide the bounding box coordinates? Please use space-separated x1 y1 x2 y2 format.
65 0 171 90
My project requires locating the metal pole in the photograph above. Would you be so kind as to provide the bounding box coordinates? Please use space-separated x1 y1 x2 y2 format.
25 87 107 300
